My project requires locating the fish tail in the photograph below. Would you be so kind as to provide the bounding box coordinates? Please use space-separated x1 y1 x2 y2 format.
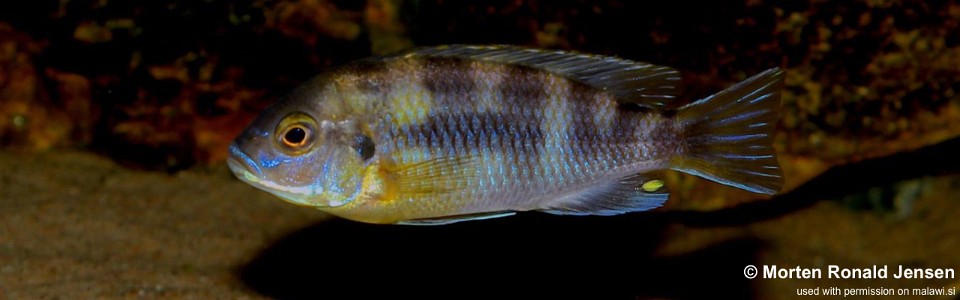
672 68 785 194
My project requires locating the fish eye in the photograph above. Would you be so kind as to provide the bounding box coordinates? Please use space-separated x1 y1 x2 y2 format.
354 134 375 162
275 112 318 152
282 125 309 147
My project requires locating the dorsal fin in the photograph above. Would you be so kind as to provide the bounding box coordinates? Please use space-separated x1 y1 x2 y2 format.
396 45 682 109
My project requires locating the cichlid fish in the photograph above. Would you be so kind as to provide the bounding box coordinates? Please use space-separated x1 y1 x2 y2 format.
227 45 784 225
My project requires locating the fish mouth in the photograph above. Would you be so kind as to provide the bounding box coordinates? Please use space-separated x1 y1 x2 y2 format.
225 143 350 208
227 144 263 179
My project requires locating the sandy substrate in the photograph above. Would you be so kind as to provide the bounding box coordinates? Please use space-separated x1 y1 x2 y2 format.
0 150 326 298
1 150 958 299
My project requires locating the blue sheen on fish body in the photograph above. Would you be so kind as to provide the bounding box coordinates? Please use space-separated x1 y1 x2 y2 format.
227 45 785 225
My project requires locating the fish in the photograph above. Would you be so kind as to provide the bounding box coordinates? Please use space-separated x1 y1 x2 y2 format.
227 45 784 225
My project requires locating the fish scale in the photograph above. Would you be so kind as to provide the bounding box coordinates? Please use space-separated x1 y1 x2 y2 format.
391 69 640 211
227 45 784 224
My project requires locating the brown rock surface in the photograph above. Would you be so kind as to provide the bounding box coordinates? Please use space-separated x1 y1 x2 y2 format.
1 0 959 298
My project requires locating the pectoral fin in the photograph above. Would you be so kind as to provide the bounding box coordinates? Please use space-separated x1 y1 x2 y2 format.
382 155 477 196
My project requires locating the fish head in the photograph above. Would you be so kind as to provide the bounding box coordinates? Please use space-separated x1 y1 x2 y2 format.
227 94 376 208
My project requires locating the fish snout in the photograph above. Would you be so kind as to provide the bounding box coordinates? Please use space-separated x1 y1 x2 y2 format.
227 143 263 177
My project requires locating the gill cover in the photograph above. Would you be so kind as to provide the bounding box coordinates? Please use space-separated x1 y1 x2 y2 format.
229 106 373 208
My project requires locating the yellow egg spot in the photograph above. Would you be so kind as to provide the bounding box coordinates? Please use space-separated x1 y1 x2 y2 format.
642 180 664 192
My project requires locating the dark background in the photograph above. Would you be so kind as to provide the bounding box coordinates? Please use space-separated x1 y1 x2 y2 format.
1 1 958 299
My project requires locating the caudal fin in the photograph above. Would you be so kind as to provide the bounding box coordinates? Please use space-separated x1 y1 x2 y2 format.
672 68 784 195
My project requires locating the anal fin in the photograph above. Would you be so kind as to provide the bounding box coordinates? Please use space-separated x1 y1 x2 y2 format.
539 173 669 216
397 211 516 226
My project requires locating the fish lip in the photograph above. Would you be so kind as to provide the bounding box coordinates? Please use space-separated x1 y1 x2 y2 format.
227 144 262 177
